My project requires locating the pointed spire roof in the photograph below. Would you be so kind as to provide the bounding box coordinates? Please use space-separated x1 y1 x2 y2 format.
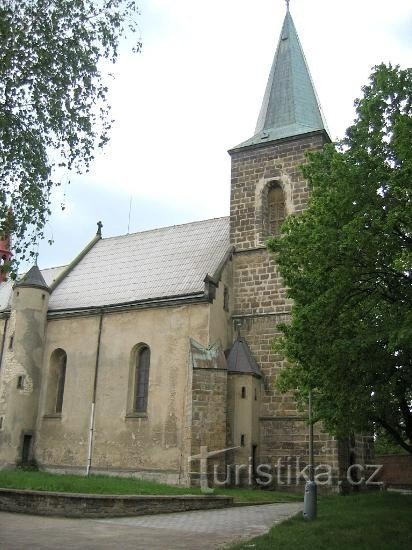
15 265 49 291
234 9 329 149
227 337 262 377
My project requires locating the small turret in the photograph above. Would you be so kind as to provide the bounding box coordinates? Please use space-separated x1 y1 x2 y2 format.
0 265 50 468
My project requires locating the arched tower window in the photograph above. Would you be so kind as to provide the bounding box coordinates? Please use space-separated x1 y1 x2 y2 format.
46 348 67 415
134 345 150 413
267 184 286 236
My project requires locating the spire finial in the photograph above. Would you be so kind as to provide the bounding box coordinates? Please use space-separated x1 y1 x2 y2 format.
96 221 103 237
286 0 290 11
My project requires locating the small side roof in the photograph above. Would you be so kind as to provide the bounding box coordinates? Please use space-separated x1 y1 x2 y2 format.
227 337 262 377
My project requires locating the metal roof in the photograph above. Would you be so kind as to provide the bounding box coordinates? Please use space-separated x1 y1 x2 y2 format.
227 337 262 377
48 217 231 311
234 10 329 149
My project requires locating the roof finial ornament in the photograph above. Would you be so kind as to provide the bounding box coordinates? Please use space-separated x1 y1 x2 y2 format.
286 0 290 11
96 221 103 237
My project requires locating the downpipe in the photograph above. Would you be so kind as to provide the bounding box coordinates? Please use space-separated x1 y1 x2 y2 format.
86 310 104 476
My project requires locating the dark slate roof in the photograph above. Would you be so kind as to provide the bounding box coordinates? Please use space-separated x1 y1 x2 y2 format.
234 9 328 149
49 217 231 311
227 337 262 377
15 265 49 290
0 266 66 311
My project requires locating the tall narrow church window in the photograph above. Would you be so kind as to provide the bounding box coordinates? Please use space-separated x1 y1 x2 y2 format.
46 349 67 416
268 185 286 236
134 346 150 413
55 354 67 413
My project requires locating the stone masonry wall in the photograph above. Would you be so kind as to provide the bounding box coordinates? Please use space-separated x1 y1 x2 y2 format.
230 133 326 250
190 368 227 485
0 488 232 518
229 132 341 490
375 455 412 489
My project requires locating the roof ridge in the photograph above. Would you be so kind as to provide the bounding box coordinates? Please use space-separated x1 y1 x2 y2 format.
100 216 230 242
39 264 68 272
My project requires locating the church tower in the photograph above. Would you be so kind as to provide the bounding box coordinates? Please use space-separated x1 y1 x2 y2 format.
228 5 338 486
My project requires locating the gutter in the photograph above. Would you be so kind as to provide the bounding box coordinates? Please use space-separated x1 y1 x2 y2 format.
47 292 208 319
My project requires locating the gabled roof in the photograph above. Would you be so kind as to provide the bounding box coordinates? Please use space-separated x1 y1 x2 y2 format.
233 9 329 150
227 337 262 377
48 217 231 311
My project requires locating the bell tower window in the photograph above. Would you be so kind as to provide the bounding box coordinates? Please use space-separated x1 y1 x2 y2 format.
267 184 286 236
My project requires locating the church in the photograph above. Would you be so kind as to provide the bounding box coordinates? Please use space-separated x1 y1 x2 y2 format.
0 6 371 489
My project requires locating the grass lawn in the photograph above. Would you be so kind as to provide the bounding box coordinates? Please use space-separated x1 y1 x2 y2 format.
0 469 300 504
231 491 412 549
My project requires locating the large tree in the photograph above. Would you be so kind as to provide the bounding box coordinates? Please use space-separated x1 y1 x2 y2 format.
0 0 140 270
269 64 412 453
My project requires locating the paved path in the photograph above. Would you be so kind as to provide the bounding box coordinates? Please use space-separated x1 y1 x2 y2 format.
0 502 302 549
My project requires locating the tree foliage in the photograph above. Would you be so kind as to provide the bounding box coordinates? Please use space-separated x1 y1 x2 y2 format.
269 64 412 453
0 0 140 269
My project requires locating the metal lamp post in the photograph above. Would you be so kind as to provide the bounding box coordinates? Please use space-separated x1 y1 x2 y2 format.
303 390 317 520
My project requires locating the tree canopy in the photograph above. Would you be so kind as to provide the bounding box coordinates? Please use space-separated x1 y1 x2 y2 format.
0 0 140 271
269 64 412 453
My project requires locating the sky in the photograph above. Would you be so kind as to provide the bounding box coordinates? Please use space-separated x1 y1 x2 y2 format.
36 0 412 269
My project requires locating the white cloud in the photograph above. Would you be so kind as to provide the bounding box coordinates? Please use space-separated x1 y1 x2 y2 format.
37 0 412 268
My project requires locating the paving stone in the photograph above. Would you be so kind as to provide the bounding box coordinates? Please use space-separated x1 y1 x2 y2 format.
0 502 302 549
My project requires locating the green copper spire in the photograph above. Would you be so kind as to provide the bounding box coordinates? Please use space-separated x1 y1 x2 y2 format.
235 8 329 149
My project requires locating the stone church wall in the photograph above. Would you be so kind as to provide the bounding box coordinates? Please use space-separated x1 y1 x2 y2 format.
36 302 211 484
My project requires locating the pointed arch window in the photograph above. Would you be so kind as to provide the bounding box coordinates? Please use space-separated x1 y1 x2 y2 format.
134 346 150 413
268 184 286 236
